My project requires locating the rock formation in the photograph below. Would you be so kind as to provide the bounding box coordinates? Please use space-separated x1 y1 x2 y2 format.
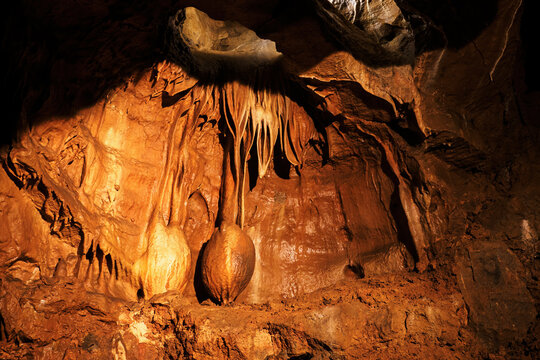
1 0 538 358
313 0 415 65
201 222 256 305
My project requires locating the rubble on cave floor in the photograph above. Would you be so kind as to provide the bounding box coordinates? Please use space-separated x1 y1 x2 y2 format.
0 270 486 360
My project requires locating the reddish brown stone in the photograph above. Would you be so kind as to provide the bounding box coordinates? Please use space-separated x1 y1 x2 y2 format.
1 0 538 358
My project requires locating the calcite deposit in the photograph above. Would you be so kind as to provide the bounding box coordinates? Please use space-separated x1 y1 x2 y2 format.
1 0 538 359
201 222 256 305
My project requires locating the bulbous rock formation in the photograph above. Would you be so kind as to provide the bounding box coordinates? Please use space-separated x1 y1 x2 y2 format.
167 6 313 305
201 222 256 305
134 216 191 298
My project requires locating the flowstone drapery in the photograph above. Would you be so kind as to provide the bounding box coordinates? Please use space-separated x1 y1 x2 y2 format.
202 76 310 304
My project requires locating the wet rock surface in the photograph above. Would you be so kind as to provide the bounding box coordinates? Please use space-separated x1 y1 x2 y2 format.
1 0 539 358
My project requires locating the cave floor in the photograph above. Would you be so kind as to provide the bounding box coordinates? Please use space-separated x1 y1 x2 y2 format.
1 269 517 359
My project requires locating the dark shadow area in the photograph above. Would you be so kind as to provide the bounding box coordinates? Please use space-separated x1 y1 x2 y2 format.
425 131 488 173
114 260 119 281
0 312 8 341
85 241 95 263
2 0 173 146
387 98 425 146
396 0 499 50
245 133 292 191
136 288 145 301
96 244 105 278
273 142 292 179
521 0 540 92
247 146 259 191
344 263 365 279
105 254 113 276
193 242 211 303
289 353 314 360
161 87 193 108
300 78 397 124
1 0 500 147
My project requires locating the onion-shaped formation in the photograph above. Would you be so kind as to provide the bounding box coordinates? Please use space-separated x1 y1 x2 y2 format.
201 222 256 305
135 217 191 299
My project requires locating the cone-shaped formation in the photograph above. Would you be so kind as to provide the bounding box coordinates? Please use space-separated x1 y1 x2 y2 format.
201 222 256 305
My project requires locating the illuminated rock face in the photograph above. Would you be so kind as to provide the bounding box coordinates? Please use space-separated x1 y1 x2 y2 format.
1 0 539 358
134 216 191 299
167 7 283 76
201 222 256 305
313 0 415 65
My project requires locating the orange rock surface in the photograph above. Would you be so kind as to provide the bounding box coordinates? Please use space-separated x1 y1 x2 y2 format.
1 0 538 358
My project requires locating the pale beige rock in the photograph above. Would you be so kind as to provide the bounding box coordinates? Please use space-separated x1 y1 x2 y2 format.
134 216 191 298
167 7 282 76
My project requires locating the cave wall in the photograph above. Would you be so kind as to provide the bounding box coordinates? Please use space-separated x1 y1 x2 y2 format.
2 59 417 302
1 0 538 358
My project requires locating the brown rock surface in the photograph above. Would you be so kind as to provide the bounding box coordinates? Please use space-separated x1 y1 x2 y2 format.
1 0 539 358
456 241 536 347
201 222 256 305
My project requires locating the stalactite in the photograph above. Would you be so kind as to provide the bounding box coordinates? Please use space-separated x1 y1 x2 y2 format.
164 7 318 304
200 72 312 304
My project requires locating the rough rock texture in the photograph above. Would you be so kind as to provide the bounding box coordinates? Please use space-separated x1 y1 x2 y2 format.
456 241 536 348
313 0 415 65
0 272 472 359
1 0 539 358
167 7 283 77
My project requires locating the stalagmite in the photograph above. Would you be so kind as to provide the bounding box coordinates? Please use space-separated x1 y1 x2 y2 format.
201 222 255 305
134 215 191 298
133 86 215 298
